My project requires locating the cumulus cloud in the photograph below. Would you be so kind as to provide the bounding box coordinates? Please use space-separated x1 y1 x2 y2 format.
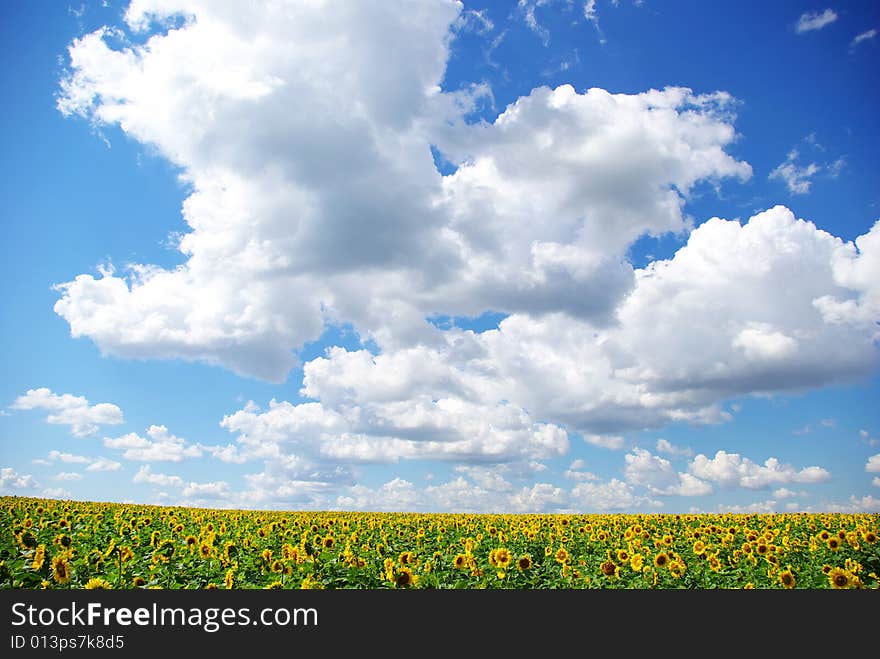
656 438 693 457
811 495 880 513
53 1 752 383
623 448 711 496
85 457 122 472
132 465 184 488
0 467 39 492
52 472 83 482
569 478 662 512
10 388 123 437
42 450 121 472
45 1 880 505
795 9 837 33
104 424 202 461
46 451 90 464
181 481 230 500
689 450 830 489
564 459 599 482
866 454 880 473
41 488 72 499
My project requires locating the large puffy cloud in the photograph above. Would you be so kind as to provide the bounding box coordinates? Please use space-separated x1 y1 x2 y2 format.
10 388 123 437
623 448 712 496
569 479 662 512
0 467 40 493
47 1 880 502
104 424 202 461
689 450 830 489
54 0 753 381
296 208 879 441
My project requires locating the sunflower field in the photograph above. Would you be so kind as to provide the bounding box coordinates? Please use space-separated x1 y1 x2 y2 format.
2 496 878 589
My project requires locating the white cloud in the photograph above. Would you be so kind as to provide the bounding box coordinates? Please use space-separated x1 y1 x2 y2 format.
689 450 830 489
181 480 231 500
570 478 662 512
43 450 121 472
850 29 877 48
47 451 90 464
769 150 820 194
104 424 202 461
812 495 880 513
623 448 711 496
0 467 39 492
52 472 83 481
454 8 494 35
335 475 570 513
722 499 784 514
795 9 838 33
583 434 625 450
655 438 693 457
866 454 880 473
205 444 247 464
221 392 568 469
772 487 800 499
872 477 880 488
54 1 752 383
10 387 123 437
46 1 880 478
564 459 599 481
41 488 72 499
85 457 122 472
133 465 184 489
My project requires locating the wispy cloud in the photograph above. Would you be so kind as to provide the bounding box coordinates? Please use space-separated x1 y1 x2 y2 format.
795 9 838 34
850 28 877 49
769 149 820 195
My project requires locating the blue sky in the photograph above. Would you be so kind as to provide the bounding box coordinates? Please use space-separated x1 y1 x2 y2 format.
1 0 878 513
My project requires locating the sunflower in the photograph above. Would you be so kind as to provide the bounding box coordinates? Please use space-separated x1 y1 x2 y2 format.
322 536 335 549
265 580 284 590
778 569 796 589
453 553 468 569
51 555 71 585
493 548 512 569
85 578 112 590
827 537 841 551
395 567 417 588
692 540 706 554
653 552 669 569
554 547 570 564
517 555 532 571
863 531 877 544
132 576 146 587
18 531 37 550
828 567 852 589
185 535 198 550
199 543 212 559
31 545 46 571
630 554 644 572
616 549 629 563
600 560 617 577
270 560 284 573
